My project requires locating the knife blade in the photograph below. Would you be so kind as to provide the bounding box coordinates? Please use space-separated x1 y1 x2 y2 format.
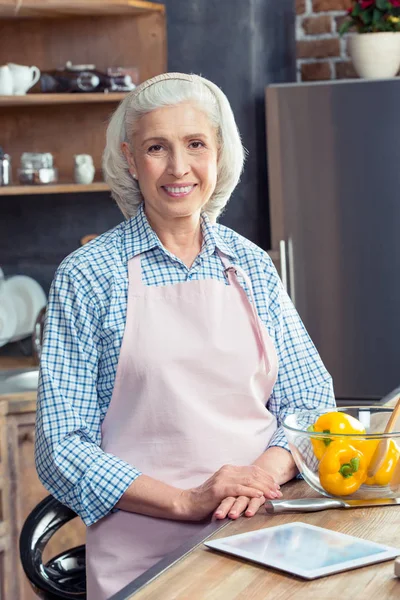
265 497 400 514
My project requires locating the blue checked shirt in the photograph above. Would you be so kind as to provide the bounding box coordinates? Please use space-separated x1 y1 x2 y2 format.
35 203 335 526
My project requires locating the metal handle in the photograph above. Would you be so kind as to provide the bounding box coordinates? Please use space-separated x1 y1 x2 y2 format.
287 237 296 306
264 498 345 514
279 238 296 304
279 239 288 293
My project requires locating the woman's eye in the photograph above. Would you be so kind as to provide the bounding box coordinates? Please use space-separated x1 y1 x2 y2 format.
190 141 205 149
148 144 164 153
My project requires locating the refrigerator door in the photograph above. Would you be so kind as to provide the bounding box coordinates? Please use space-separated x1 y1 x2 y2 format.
266 79 400 401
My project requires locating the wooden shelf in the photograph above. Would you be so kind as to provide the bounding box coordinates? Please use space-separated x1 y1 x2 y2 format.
0 1 166 202
0 0 164 18
0 182 110 195
0 93 129 107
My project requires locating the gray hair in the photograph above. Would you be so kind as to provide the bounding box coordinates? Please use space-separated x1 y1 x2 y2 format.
102 73 246 221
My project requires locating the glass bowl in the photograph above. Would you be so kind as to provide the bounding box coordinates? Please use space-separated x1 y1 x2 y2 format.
283 407 400 500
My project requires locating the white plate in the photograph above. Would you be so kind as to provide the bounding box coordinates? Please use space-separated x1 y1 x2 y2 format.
3 275 46 342
0 291 17 347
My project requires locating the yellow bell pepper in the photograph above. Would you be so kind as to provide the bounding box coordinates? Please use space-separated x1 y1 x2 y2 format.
362 439 400 486
352 438 379 464
318 440 367 496
308 412 365 460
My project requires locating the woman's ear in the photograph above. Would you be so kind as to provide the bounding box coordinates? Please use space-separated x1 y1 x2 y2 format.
121 142 138 179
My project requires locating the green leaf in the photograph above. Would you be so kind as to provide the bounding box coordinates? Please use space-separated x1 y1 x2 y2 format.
372 8 382 26
353 4 361 16
376 0 389 10
339 20 352 35
361 10 372 25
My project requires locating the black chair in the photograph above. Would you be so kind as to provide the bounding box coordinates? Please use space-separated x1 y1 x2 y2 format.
19 495 86 600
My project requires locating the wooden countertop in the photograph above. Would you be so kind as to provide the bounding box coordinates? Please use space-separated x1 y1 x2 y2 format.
124 481 400 600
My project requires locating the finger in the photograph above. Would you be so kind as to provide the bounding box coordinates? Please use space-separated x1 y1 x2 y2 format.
227 496 250 520
229 485 267 499
264 487 283 500
231 467 281 497
234 477 281 499
244 496 266 517
213 497 236 520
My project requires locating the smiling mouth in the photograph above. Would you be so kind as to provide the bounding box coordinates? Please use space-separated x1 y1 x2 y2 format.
162 184 197 197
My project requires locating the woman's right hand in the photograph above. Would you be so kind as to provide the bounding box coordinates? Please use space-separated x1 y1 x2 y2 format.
179 464 281 521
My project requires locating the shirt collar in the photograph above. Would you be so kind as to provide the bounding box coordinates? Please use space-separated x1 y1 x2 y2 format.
122 203 237 262
122 203 161 261
200 211 237 260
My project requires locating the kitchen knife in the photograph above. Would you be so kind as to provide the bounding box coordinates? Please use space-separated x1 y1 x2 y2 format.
265 497 400 514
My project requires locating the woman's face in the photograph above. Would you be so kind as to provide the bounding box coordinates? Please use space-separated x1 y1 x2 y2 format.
122 102 218 224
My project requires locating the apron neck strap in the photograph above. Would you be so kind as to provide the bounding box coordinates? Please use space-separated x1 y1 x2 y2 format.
218 250 271 373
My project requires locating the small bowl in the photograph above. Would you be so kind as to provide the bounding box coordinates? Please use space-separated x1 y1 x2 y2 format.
283 407 400 501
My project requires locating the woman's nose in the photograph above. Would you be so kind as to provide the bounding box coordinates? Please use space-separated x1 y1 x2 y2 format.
167 149 190 178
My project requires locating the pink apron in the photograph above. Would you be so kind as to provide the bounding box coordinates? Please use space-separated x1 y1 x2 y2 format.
86 250 278 600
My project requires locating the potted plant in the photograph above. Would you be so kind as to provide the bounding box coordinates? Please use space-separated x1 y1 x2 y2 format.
339 1 400 78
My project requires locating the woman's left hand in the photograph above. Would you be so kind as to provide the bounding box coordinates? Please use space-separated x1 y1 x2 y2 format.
213 494 270 520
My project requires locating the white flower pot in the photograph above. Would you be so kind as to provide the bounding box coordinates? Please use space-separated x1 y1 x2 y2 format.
348 32 400 79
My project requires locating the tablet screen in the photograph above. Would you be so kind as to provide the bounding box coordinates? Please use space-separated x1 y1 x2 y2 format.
204 522 400 579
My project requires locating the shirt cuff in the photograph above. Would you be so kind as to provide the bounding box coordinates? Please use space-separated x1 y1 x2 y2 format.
62 453 141 526
267 425 290 451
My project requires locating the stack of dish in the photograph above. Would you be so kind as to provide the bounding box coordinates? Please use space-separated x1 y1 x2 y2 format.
0 272 46 348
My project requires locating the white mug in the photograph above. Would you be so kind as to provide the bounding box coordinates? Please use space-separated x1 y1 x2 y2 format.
74 154 95 184
7 63 40 95
0 65 13 95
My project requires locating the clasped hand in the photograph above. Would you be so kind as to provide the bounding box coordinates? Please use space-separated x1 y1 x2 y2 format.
181 464 282 521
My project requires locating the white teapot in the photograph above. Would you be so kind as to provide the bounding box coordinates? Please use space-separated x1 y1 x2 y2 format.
7 63 41 95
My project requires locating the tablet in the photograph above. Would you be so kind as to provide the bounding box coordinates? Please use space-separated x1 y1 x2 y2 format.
204 522 400 579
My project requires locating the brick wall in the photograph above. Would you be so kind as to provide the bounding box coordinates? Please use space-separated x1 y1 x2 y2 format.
296 0 358 81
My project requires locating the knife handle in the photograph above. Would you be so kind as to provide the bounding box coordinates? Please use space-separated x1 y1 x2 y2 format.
264 498 345 514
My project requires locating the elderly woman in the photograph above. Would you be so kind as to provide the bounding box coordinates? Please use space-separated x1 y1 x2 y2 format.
35 72 335 599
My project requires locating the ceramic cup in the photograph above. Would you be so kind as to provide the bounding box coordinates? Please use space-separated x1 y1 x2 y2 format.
0 65 13 95
7 63 41 95
74 154 95 184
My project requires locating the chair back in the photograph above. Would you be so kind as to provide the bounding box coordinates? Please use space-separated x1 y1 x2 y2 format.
19 494 86 599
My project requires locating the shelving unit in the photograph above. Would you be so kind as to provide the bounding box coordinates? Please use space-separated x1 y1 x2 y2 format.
0 0 167 194
0 93 128 107
0 0 162 18
0 182 110 195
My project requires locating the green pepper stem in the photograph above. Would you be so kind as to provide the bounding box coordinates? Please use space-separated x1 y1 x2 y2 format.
339 464 353 478
350 457 360 472
322 429 332 447
339 457 360 479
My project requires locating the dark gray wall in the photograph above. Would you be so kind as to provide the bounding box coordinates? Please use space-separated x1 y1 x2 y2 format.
1 0 296 355
164 0 296 247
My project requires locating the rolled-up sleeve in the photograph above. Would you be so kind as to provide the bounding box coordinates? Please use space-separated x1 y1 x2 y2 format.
264 265 336 451
35 266 140 526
